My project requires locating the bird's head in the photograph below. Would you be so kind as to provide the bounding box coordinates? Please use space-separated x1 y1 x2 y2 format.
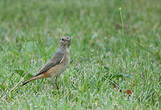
59 36 71 48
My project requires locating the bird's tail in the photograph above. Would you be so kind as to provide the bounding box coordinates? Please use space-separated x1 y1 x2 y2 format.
21 74 44 86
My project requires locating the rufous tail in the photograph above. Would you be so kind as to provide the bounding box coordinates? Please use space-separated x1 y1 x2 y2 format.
21 74 44 86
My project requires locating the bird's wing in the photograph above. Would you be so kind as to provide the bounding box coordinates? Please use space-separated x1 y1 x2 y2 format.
35 49 64 76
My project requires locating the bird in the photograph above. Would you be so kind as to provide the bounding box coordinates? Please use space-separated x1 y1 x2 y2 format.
21 36 71 89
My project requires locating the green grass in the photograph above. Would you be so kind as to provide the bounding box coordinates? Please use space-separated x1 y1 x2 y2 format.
0 0 161 109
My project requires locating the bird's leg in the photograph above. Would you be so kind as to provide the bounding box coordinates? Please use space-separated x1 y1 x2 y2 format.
50 75 59 90
50 76 55 88
55 75 59 90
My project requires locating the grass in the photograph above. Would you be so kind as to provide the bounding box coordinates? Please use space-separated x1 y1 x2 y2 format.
0 0 161 109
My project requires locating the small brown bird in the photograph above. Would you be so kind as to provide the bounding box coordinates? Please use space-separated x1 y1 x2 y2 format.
22 36 71 89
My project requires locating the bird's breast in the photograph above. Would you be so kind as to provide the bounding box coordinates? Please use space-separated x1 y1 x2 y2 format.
63 48 70 65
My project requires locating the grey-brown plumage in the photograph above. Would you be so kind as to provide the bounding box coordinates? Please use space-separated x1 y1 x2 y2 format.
36 49 64 76
22 36 71 88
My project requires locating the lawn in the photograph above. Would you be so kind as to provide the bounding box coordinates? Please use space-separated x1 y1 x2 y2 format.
0 0 161 109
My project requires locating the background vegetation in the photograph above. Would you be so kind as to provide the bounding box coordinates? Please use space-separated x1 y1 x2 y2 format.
0 0 160 109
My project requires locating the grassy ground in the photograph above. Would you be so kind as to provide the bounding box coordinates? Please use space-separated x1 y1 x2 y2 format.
0 0 161 109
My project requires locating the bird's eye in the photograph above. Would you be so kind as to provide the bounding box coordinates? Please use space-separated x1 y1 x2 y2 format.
62 38 65 41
